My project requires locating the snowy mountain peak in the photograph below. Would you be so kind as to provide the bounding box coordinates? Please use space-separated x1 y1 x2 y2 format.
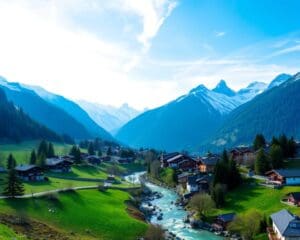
212 79 236 97
189 84 208 93
267 73 291 89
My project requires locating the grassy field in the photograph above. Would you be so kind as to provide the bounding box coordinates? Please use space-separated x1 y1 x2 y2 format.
217 179 300 217
0 141 74 165
0 189 147 240
0 223 28 240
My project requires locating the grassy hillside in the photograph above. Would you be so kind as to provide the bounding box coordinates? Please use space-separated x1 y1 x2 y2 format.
0 224 27 240
0 189 147 240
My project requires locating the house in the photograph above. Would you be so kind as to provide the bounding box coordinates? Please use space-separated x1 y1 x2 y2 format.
160 152 181 167
287 192 300 206
100 156 111 162
15 165 44 181
266 169 300 185
186 174 212 193
45 158 73 172
213 213 236 230
118 157 134 164
162 153 197 171
270 209 300 240
187 175 200 193
177 172 191 185
198 156 219 173
230 147 255 165
85 155 101 165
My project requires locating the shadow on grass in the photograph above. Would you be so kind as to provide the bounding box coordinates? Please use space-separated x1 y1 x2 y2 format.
64 190 85 205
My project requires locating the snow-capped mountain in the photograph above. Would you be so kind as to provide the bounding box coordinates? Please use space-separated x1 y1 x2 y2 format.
267 73 291 89
77 101 141 134
212 80 236 97
235 81 268 102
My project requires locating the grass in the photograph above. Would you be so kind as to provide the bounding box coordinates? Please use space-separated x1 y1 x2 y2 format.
159 168 176 187
216 178 300 217
0 189 147 240
0 223 28 240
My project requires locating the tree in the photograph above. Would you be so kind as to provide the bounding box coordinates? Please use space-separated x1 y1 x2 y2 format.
227 158 242 190
98 150 102 157
37 140 48 159
29 150 37 165
3 169 24 197
213 160 228 186
254 148 269 175
189 193 215 218
222 149 229 164
107 147 112 156
7 154 16 170
144 224 165 240
37 152 46 167
88 142 95 155
211 184 226 208
150 160 161 179
279 134 289 158
253 134 266 151
47 142 55 158
269 144 284 169
228 210 262 240
287 137 297 158
69 145 81 164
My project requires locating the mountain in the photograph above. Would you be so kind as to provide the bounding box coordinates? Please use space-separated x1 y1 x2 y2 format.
235 81 267 103
116 84 241 151
212 80 236 97
0 87 61 142
77 101 141 133
210 73 300 149
267 73 291 89
0 77 92 140
24 85 113 141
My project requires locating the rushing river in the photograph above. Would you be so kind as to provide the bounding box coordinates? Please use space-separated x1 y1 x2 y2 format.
125 172 222 240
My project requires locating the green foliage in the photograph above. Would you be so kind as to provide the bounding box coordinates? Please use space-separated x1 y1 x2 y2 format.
3 169 24 197
87 142 95 155
228 209 263 240
159 168 176 187
253 134 266 151
269 144 284 169
255 148 270 175
211 183 226 208
69 145 82 164
29 149 37 165
47 142 55 158
6 153 16 170
149 160 161 179
189 193 215 218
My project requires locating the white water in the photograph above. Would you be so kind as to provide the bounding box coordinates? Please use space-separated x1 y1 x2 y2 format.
125 172 222 240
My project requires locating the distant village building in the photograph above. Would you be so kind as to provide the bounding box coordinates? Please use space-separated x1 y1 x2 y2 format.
85 155 101 165
45 158 73 172
270 209 300 240
186 174 212 194
266 169 300 185
213 213 236 231
198 156 219 173
230 147 255 165
160 153 197 170
15 165 44 181
287 192 300 206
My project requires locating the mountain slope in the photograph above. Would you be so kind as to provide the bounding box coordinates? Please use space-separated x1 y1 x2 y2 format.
24 85 113 141
0 88 61 142
212 80 236 97
78 101 141 133
267 73 291 89
0 77 91 140
116 85 240 151
210 73 300 148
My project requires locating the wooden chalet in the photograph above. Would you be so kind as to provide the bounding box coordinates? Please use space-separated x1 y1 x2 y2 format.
15 165 44 181
287 192 300 206
198 156 220 173
230 147 255 165
46 158 73 172
213 213 236 231
85 155 101 165
118 157 134 164
266 169 300 185
161 153 197 170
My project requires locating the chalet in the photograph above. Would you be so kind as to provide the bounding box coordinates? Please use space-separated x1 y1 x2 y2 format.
213 213 236 231
177 172 191 185
118 157 134 164
100 156 111 162
61 155 75 162
266 169 300 185
187 175 199 193
161 153 197 171
160 152 181 167
45 158 73 172
198 156 219 173
15 165 44 181
186 174 212 193
287 192 300 206
85 155 101 165
230 147 255 165
271 209 300 240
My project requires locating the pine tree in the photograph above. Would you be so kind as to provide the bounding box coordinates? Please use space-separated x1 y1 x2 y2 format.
211 184 226 208
7 154 16 170
37 152 46 167
70 145 81 164
270 144 284 169
3 169 24 197
253 134 266 150
107 147 112 156
47 142 55 158
88 142 95 155
279 134 289 158
287 137 297 158
37 140 48 158
255 148 270 175
227 158 242 190
222 149 229 164
29 150 37 165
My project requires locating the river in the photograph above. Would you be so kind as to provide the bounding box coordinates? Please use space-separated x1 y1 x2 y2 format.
125 172 222 240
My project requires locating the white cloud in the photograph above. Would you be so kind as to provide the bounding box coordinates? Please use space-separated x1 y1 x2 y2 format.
215 31 226 37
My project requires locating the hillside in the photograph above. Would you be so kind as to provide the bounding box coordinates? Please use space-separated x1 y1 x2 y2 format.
0 77 91 140
210 73 300 148
0 88 61 142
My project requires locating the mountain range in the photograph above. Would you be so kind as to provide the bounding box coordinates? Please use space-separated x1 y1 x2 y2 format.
116 73 294 152
77 101 141 134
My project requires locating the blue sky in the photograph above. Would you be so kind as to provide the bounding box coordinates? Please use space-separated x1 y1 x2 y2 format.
0 0 299 109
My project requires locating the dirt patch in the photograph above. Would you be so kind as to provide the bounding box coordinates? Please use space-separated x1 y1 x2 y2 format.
0 213 73 240
125 200 146 222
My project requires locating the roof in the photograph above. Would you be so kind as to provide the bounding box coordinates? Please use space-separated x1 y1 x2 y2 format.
15 165 39 171
177 172 191 179
269 169 300 178
161 152 180 161
187 175 199 185
217 213 236 223
289 192 300 201
46 158 72 166
167 154 184 163
200 156 219 166
271 209 300 237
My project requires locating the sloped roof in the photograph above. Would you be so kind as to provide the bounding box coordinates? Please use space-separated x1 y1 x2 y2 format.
271 169 300 178
217 213 236 223
15 164 39 171
290 192 300 202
